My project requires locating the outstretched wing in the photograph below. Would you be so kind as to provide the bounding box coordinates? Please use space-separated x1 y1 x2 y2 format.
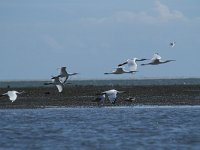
56 84 63 93
59 77 68 84
114 67 124 74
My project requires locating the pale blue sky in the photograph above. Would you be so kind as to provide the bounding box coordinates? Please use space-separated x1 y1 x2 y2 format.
0 0 200 80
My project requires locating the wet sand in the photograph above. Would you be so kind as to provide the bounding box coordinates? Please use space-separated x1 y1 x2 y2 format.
0 84 200 108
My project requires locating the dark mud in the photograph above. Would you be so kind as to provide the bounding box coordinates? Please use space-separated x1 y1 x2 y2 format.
0 84 200 108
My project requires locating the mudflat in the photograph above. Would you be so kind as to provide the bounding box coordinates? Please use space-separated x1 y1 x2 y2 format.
0 84 200 108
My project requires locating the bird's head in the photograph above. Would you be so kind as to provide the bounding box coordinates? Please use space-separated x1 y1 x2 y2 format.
117 90 126 94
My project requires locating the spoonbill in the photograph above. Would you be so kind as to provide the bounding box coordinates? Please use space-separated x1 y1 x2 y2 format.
57 67 78 83
104 67 137 75
44 76 64 92
170 41 176 48
1 90 25 102
102 89 125 104
118 58 148 72
141 53 175 66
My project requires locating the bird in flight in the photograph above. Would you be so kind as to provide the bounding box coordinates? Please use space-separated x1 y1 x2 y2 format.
0 90 25 102
57 67 78 84
141 53 175 66
118 58 148 72
101 89 125 104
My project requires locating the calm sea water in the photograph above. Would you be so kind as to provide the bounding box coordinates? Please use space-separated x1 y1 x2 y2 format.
0 106 200 150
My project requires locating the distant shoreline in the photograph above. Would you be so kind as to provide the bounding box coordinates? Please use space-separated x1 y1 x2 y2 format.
1 78 200 88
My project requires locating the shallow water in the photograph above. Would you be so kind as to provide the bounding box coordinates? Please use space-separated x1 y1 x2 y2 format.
0 106 200 150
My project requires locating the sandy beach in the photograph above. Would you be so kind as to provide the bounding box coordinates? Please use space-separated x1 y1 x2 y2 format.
0 84 200 108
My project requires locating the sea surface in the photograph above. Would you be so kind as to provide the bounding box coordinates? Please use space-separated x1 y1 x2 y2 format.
0 106 200 150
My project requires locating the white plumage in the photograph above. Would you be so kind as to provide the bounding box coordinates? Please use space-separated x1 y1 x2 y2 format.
1 90 24 102
51 76 63 92
102 89 124 104
141 53 175 65
118 58 147 72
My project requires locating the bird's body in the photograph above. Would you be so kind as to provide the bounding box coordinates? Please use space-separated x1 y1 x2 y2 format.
51 76 64 92
57 67 78 83
102 89 124 104
1 90 24 102
44 76 64 92
118 58 148 72
104 67 136 75
141 53 175 66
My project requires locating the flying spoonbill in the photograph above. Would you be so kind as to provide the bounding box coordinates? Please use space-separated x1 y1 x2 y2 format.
104 67 137 75
102 89 125 104
1 90 25 102
57 67 78 83
118 58 148 72
141 53 175 66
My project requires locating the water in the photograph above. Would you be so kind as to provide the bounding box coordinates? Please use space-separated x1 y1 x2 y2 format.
0 106 200 150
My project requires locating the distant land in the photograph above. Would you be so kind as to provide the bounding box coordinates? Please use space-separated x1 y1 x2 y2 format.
1 78 200 88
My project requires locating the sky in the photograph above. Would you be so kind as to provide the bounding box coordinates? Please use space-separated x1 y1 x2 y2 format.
0 0 200 80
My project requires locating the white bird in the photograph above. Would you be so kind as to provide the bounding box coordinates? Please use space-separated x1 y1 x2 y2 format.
57 67 78 84
170 41 176 48
1 90 24 102
102 89 125 104
141 53 175 66
118 58 148 72
104 67 137 75
44 76 64 92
